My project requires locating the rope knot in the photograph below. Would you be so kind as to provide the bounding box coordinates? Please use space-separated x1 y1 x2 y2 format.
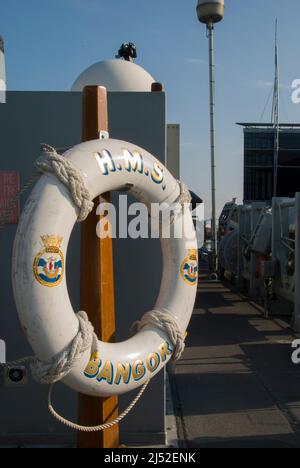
169 181 192 225
131 310 185 361
31 311 98 385
36 144 94 222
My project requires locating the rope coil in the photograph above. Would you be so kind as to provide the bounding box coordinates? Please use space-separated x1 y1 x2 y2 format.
1 143 187 432
1 308 185 432
47 380 150 433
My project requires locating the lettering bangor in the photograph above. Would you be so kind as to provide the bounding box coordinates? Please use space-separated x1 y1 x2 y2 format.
84 341 173 385
94 148 166 190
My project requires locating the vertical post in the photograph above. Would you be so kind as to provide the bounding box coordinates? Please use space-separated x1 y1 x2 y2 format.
272 19 280 198
78 86 120 449
208 22 217 272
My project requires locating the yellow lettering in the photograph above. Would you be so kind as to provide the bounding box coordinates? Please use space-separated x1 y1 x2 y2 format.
151 162 164 184
132 360 146 381
158 341 173 362
84 352 101 379
146 352 160 373
96 360 113 384
114 363 132 385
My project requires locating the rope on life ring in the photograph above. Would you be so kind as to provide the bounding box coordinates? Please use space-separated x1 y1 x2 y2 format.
5 144 189 430
11 139 198 428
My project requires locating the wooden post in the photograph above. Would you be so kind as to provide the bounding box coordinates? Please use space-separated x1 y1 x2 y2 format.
78 86 120 449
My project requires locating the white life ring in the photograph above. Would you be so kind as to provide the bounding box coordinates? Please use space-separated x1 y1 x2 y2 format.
12 139 198 397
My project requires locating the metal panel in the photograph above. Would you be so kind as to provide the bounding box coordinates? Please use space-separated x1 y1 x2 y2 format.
237 203 267 296
0 91 81 448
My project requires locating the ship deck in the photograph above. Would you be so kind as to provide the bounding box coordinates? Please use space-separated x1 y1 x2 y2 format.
171 263 300 448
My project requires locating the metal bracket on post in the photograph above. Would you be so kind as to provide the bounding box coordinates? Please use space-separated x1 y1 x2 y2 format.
99 130 109 140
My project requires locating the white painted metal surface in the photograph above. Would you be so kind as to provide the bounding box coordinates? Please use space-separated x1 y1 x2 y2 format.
12 139 197 396
72 59 155 92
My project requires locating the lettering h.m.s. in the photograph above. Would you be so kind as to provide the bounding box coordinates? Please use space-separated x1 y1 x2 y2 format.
94 148 166 190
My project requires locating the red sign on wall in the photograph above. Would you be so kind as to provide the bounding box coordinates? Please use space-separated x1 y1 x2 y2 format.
0 172 20 224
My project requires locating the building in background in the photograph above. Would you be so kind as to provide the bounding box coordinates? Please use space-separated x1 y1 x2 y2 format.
238 123 300 203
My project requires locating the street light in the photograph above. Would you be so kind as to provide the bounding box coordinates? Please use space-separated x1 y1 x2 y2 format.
196 0 224 274
197 0 224 24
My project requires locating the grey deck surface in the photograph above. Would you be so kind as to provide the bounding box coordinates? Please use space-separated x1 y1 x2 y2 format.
172 266 300 448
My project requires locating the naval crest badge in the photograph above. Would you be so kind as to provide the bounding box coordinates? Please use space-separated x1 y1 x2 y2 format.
33 235 64 287
180 249 198 286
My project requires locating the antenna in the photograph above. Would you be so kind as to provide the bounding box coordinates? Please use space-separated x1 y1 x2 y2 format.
116 42 137 62
272 19 279 197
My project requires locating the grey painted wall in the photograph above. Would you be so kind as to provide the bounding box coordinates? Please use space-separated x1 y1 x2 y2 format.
0 90 166 447
167 124 180 180
109 92 166 445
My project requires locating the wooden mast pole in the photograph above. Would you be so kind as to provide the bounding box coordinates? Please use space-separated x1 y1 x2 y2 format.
78 86 119 449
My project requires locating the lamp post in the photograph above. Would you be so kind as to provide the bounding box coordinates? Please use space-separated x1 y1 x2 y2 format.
196 0 224 274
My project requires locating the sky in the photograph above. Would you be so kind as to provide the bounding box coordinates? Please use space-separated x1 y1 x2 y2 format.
1 0 300 218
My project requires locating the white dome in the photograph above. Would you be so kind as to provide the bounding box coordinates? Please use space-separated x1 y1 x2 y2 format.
71 59 156 92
